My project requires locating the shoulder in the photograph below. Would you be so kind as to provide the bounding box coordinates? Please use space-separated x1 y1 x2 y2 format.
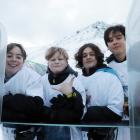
95 70 120 83
108 60 127 72
94 71 123 93
21 65 41 79
23 65 39 73
41 73 50 86
106 54 114 63
41 73 48 81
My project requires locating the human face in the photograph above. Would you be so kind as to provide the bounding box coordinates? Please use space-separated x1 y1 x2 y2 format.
107 31 126 56
48 52 68 74
82 47 97 70
6 47 24 77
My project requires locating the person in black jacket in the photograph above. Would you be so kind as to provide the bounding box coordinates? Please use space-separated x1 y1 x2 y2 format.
41 47 86 140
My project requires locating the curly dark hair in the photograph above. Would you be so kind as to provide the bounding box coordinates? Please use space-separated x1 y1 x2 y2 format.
75 43 104 69
104 24 125 46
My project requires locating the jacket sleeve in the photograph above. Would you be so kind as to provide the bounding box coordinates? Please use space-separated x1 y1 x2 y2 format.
2 93 45 123
45 88 84 124
82 106 122 124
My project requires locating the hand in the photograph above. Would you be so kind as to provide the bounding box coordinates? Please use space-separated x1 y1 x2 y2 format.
52 75 75 95
50 94 68 109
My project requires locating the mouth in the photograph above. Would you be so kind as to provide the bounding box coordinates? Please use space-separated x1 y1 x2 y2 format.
8 64 17 68
86 61 93 64
53 65 61 67
53 66 61 69
113 45 120 49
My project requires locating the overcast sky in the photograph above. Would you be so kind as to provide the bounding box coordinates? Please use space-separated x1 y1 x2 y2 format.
0 0 132 47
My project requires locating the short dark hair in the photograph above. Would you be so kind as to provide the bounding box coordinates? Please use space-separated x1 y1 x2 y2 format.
7 43 27 60
75 43 104 69
104 25 125 46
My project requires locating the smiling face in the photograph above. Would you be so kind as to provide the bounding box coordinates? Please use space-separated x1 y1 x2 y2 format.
6 46 24 77
107 31 126 57
82 47 97 70
48 51 68 74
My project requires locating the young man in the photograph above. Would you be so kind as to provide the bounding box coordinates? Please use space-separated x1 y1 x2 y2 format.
104 25 128 98
104 25 130 140
75 43 124 140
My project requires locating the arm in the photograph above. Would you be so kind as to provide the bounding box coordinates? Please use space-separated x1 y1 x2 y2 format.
46 88 84 124
82 73 124 124
82 106 122 123
2 93 44 123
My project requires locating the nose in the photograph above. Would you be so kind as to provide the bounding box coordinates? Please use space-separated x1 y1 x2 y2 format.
11 56 17 61
112 38 118 45
86 54 91 59
54 59 59 63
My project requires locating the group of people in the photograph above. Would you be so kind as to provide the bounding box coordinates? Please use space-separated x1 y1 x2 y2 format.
1 24 128 140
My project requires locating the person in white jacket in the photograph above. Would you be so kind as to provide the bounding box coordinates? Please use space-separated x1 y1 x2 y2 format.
41 47 86 140
104 25 128 98
2 43 44 140
104 25 130 140
75 43 124 140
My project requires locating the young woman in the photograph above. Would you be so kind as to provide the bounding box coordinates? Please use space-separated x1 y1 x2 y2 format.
41 47 86 140
75 43 124 140
2 43 44 140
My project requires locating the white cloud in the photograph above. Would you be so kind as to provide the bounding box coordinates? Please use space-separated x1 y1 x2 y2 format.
0 0 133 46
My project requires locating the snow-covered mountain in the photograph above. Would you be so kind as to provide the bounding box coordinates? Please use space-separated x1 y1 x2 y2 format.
54 21 109 46
26 21 111 74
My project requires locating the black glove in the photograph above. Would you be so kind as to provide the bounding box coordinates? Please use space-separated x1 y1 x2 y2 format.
50 94 69 109
5 94 44 114
25 96 44 115
2 93 13 109
4 94 32 113
40 106 53 123
2 93 44 123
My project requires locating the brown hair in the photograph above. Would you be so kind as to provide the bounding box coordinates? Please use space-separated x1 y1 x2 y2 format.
45 47 69 60
75 43 104 69
7 43 27 61
104 24 125 46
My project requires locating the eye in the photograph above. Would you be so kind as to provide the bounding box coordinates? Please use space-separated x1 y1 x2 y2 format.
7 54 12 58
89 53 95 56
16 56 23 59
116 36 122 40
82 54 87 58
50 59 55 61
58 58 64 60
108 38 113 42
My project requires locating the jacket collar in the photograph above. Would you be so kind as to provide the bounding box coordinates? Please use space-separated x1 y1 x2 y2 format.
82 64 107 76
47 65 78 85
106 54 126 63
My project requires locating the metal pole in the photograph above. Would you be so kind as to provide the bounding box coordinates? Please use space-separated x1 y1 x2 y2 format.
0 22 7 121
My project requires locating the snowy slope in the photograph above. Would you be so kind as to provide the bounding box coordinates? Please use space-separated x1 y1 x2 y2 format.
26 21 110 68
